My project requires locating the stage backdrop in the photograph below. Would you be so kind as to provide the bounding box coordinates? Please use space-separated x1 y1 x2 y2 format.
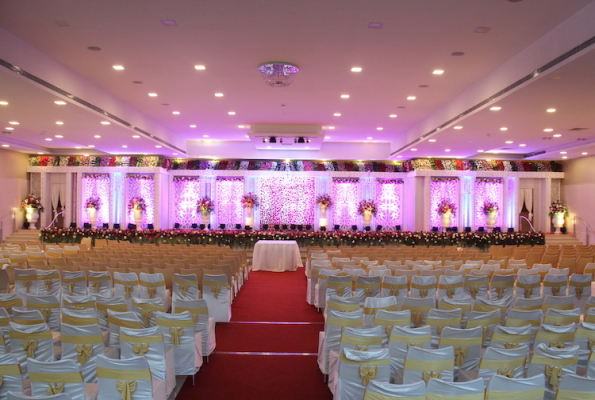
81 174 110 227
126 174 155 229
475 178 503 230
216 177 244 229
259 176 316 226
430 178 459 229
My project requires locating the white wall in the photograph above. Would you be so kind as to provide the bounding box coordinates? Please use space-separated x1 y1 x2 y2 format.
0 149 30 239
561 156 595 244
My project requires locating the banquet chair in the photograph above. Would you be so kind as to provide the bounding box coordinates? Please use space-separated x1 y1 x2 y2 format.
131 297 165 328
568 273 591 310
325 275 352 302
369 269 391 278
119 326 175 400
172 273 199 303
516 274 542 299
380 275 408 302
335 349 390 400
12 307 46 327
315 269 342 310
363 379 426 400
543 273 569 297
556 374 595 400
173 298 216 359
154 311 202 379
489 273 515 300
106 309 143 347
438 296 473 326
410 275 436 299
436 275 464 300
94 296 127 328
363 296 398 328
113 272 139 306
402 345 455 384
474 296 513 323
425 377 485 400
61 308 101 327
438 326 483 371
14 269 37 296
343 268 366 282
34 270 61 298
543 307 580 325
373 309 411 345
534 322 577 349
426 308 463 346
460 345 529 384
325 295 360 318
542 295 575 312
87 271 112 298
23 294 60 331
9 322 55 377
527 342 580 399
401 297 435 328
490 324 533 350
318 309 363 378
0 294 23 317
61 271 87 297
96 354 163 400
353 276 381 306
573 321 595 366
0 354 25 399
505 308 542 335
202 274 231 323
61 294 96 311
465 309 501 347
484 375 545 400
388 325 432 382
139 272 171 310
512 296 543 311
55 323 105 384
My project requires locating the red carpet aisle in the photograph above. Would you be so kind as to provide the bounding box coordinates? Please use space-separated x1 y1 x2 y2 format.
176 269 333 400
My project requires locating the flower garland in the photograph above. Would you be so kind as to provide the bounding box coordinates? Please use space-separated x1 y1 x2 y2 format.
128 197 147 211
197 197 214 213
126 174 154 180
549 200 568 217
21 194 44 212
482 201 499 214
241 193 259 207
316 194 333 207
437 199 456 215
358 200 377 215
85 196 102 210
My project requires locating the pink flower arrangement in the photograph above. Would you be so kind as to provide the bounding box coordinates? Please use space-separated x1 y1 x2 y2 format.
85 196 102 210
316 194 333 207
549 200 568 216
482 201 499 214
197 197 214 213
21 194 44 212
357 200 377 215
241 193 259 207
128 197 147 211
437 199 456 215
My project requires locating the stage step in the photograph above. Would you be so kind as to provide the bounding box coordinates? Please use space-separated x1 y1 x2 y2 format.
544 234 584 246
2 229 41 249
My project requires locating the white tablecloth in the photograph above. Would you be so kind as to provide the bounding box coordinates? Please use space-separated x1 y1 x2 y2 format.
252 240 303 272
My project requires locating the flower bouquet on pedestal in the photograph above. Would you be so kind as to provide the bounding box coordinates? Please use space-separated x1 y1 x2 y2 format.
549 200 568 234
129 197 146 228
437 199 456 231
316 194 333 228
241 193 258 227
85 196 102 228
197 197 214 226
482 201 499 231
357 200 377 227
21 194 43 229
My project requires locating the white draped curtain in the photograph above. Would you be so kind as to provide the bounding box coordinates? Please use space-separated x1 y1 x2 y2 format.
51 183 66 214
519 189 533 220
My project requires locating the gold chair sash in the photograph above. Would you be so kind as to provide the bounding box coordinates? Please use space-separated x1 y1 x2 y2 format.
96 367 151 381
543 280 567 296
466 316 501 329
545 364 562 390
427 317 461 328
491 332 531 346
91 281 101 293
360 365 376 386
544 315 580 325
28 370 84 384
43 279 53 293
133 343 149 356
474 303 507 314
374 317 410 329
141 310 153 327
485 388 544 400
534 331 575 343
179 284 189 297
468 286 480 299
107 316 142 329
169 327 183 346
382 283 408 297
426 393 484 400
497 368 514 377
23 339 37 358
327 301 359 312
506 318 541 327
389 334 432 345
438 282 463 299
439 302 472 311
556 390 595 400
341 335 383 346
530 354 578 367
404 358 454 372
479 357 526 371
340 354 390 366
147 287 157 299
569 280 591 300
363 304 398 315
120 334 163 344
63 300 95 309
21 280 32 293
61 315 99 326
516 282 541 299
364 392 424 400
76 344 93 365
114 279 137 299
453 346 468 367
117 380 136 400
47 384 64 395
422 370 441 383
327 317 363 328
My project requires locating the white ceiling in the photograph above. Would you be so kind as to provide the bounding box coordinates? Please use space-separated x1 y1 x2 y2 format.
0 0 594 161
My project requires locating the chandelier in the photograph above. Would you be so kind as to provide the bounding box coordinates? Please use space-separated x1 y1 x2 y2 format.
258 62 299 88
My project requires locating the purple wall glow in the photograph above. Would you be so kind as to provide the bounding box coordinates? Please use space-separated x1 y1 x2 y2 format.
475 178 503 229
216 177 244 228
259 176 316 225
430 178 459 228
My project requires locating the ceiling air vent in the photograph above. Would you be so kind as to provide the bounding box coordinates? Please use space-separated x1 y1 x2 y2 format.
568 127 589 131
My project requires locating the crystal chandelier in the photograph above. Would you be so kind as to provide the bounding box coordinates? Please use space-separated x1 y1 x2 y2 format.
258 62 299 88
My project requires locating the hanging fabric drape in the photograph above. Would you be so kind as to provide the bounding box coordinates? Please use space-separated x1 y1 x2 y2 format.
51 184 65 213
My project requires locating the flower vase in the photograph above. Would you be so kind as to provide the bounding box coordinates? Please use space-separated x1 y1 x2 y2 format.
363 211 372 227
202 210 210 228
552 212 565 234
245 205 254 228
133 209 143 229
25 207 38 230
319 204 328 228
87 208 97 228
441 211 451 231
486 212 497 231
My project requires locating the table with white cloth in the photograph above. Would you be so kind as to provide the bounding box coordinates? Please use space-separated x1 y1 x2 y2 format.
252 240 303 272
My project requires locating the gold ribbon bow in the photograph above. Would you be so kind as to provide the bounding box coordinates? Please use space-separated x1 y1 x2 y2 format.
407 342 422 349
5 307 11 315
454 346 468 367
359 365 377 386
74 306 86 311
41 308 52 322
67 283 74 295
22 281 32 293
504 342 519 349
211 286 221 300
482 327 489 343
469 287 479 300
364 288 374 298
575 287 583 300
23 340 37 358
192 314 199 324
147 287 157 299
124 284 134 299
0 376 3 386
385 325 393 336
550 341 565 349
133 343 149 356
545 365 562 390
588 338 595 351
170 327 183 346
355 345 369 351
418 289 428 298
524 288 533 299
336 287 346 297
446 288 456 299
44 280 53 293
92 281 101 293
498 368 515 378
76 344 93 365
47 383 64 395
496 287 505 299
390 289 401 296
179 284 189 297
141 310 153 327
437 326 444 335
423 371 441 383
412 312 423 328
117 380 137 400
551 287 560 296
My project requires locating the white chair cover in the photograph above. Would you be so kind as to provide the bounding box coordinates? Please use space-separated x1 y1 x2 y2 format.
113 272 139 306
96 355 155 400
308 263 330 304
325 276 353 304
154 311 202 376
364 379 426 400
543 307 580 325
588 347 595 378
439 296 473 326
0 354 24 399
505 309 543 334
0 294 23 317
87 272 112 298
173 298 216 357
61 308 100 327
335 349 390 400
410 275 437 299
325 295 360 316
573 321 595 366
61 271 88 297
516 274 542 299
62 294 96 311
550 268 570 276
543 295 575 312
527 342 580 399
381 276 408 302
369 269 391 278
543 273 569 297
35 270 61 298
485 374 545 400
343 269 367 281
568 273 592 311
512 296 543 311
474 296 513 323
490 324 533 350
94 296 127 329
438 326 483 370
28 358 96 400
534 323 577 349
476 346 529 384
172 273 199 303
437 275 464 300
388 325 432 379
426 308 463 346
315 269 341 309
354 276 381 306
403 346 454 384
7 392 73 400
426 377 484 400
339 326 384 354
363 296 398 328
131 297 165 328
489 274 515 300
556 374 595 400
384 260 403 267
138 273 170 311
318 309 363 375
14 269 37 296
12 307 45 326
202 274 231 323
401 297 435 328
465 309 501 347
106 310 143 347
412 265 433 273
23 294 60 331
9 322 55 377
373 310 411 345
60 323 105 383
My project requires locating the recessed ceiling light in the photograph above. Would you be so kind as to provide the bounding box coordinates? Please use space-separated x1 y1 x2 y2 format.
54 101 66 105
333 113 341 117
1 144 9 147
325 136 331 139
194 65 206 70
489 106 501 111
429 139 436 142
519 144 526 147
411 148 417 151
132 135 140 139
351 67 362 72
367 137 373 140
101 121 110 125
562 156 568 159
553 134 562 138
582 152 588 155
389 114 397 118
238 125 245 128
56 121 64 125
148 93 158 97
88 145 95 148
173 153 178 155
245 135 249 138
112 65 125 70
54 135 63 138
8 122 19 125
75 147 82 149
0 102 8 106
83 154 90 156
546 108 556 113
543 128 554 132
37 152 44 155
94 135 101 138
432 70 444 75
155 145 162 148
305 146 310 149
453 126 463 130
407 96 416 100
203 135 209 138
500 127 508 131
190 125 197 128
228 111 236 115
397 155 403 158
560 151 567 154
445 149 451 152
215 93 224 97
376 127 383 131
328 126 335 130
172 111 180 115
267 146 271 149
45 138 52 141
505 141 513 144
122 145 127 148
340 94 350 99
477 150 484 153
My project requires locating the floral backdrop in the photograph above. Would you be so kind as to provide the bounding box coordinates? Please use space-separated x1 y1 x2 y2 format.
430 178 459 228
216 177 244 228
173 177 202 228
259 176 316 225
81 174 110 227
475 178 503 229
126 174 155 228
375 179 404 229
332 179 360 230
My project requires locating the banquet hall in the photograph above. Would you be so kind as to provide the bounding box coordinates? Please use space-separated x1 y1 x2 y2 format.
1 1 595 399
